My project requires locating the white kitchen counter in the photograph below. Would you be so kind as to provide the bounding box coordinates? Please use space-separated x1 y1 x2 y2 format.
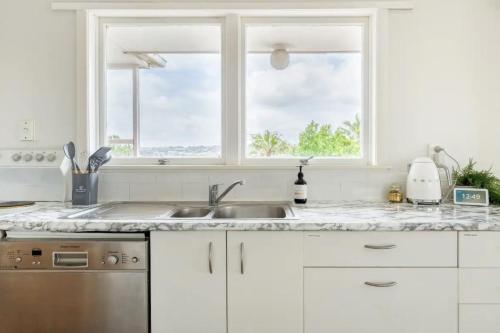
0 201 499 232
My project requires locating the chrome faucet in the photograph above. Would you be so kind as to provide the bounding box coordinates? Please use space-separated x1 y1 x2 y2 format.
209 180 245 206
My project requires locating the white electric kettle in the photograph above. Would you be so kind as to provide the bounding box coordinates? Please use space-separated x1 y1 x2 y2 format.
406 157 442 205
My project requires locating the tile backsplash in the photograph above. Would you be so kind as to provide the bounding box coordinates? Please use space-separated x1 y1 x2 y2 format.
98 168 407 202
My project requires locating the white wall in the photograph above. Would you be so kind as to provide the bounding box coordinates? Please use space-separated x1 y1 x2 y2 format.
0 0 76 148
384 0 500 174
0 0 498 202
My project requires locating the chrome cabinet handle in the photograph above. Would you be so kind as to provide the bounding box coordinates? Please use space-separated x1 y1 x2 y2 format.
240 242 245 275
364 244 397 250
364 281 398 288
208 241 214 274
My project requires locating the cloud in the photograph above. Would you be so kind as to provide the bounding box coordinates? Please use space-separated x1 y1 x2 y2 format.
246 53 362 143
106 52 362 150
138 54 221 147
106 70 133 139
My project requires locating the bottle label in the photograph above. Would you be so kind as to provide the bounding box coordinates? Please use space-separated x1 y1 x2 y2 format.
294 185 308 200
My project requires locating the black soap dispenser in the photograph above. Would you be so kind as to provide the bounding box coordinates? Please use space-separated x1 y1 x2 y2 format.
294 165 308 204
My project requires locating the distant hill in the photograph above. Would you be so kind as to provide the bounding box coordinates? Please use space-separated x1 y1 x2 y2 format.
139 145 221 157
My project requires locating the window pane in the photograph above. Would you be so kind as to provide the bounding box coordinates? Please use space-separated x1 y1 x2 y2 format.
245 25 363 158
139 53 221 157
106 24 221 158
106 69 134 157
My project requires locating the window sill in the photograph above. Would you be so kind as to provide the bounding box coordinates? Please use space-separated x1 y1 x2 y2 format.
99 164 393 172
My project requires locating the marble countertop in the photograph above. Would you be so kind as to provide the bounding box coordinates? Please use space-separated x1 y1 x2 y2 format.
0 201 499 232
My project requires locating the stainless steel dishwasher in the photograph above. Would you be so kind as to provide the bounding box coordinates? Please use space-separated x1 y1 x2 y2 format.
0 232 149 333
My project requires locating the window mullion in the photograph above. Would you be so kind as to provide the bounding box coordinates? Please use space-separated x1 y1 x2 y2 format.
224 14 242 165
133 67 140 157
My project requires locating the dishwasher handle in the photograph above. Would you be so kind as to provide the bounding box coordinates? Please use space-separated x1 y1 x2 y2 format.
53 252 88 267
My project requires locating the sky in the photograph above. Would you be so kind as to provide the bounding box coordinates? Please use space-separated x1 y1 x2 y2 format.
106 51 361 154
246 53 362 145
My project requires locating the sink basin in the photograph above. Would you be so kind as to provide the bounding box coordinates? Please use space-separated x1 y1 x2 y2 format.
213 205 291 219
170 207 212 218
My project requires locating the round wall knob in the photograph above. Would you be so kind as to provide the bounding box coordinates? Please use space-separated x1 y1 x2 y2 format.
35 153 45 162
46 153 56 162
106 255 119 265
15 257 22 263
23 153 33 162
12 153 22 162
131 257 139 263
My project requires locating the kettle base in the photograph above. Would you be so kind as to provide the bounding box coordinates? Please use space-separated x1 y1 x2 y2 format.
406 198 441 205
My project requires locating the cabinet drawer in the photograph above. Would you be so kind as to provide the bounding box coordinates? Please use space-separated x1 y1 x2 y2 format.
459 232 500 267
304 268 457 333
459 269 500 303
304 232 457 267
460 305 500 333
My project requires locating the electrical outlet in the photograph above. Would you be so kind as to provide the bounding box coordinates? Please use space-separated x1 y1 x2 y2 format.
20 120 35 141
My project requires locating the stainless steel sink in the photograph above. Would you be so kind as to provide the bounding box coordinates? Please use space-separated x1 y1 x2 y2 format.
213 204 292 219
170 207 212 218
65 202 295 220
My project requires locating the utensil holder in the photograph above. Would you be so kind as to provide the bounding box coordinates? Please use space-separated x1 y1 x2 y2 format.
72 173 99 205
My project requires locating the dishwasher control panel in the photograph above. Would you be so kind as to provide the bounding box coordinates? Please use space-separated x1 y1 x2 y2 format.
0 239 147 270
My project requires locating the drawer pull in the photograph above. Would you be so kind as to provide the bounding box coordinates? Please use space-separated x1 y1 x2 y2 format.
208 241 214 274
364 281 398 288
240 242 245 275
364 244 396 250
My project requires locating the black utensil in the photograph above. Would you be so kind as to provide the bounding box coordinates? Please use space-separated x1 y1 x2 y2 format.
87 147 112 173
63 142 81 174
93 151 112 173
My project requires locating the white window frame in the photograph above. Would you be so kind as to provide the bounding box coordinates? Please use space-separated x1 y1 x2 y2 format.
65 3 404 169
240 16 371 166
99 17 227 165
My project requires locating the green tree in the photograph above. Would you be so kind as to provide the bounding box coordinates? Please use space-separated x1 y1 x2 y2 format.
339 114 360 141
250 130 292 157
296 120 360 157
108 134 133 157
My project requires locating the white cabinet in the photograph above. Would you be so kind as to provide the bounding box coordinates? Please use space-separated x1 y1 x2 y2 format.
459 232 500 267
459 232 500 332
304 268 458 333
227 231 303 333
460 304 500 333
151 231 226 333
304 231 457 267
459 268 500 303
150 230 460 333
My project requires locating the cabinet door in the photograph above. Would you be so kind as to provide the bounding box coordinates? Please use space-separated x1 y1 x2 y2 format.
227 231 303 333
460 304 500 333
305 268 457 333
151 231 226 333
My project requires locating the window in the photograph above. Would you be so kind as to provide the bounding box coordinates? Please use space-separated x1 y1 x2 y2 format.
104 22 222 160
100 16 372 166
243 20 366 161
106 68 134 157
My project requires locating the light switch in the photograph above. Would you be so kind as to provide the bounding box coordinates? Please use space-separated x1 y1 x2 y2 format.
20 120 35 141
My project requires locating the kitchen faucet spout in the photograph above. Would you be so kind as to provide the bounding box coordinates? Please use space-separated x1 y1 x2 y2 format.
209 180 245 206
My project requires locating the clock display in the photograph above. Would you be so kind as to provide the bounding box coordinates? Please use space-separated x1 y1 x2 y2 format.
454 188 489 206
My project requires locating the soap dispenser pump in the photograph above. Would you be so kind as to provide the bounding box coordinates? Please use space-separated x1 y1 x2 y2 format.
294 165 308 204
294 157 312 204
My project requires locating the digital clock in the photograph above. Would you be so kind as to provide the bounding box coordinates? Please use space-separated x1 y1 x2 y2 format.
453 187 489 206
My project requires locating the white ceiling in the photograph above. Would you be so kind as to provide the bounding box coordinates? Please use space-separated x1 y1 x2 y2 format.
107 25 221 66
246 25 362 53
107 24 362 66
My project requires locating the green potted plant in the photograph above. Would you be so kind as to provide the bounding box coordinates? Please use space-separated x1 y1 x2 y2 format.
453 159 500 205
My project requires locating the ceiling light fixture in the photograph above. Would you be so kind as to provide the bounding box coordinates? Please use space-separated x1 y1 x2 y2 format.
270 48 289 70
